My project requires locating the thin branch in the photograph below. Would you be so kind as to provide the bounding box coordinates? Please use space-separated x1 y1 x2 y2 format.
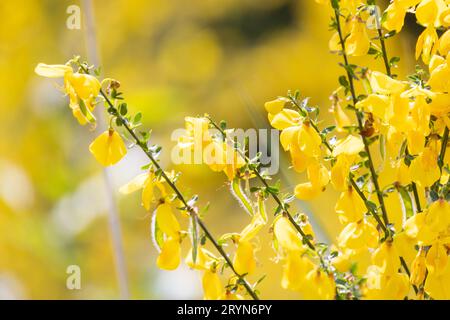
77 64 259 300
288 96 389 236
333 6 390 227
207 118 317 252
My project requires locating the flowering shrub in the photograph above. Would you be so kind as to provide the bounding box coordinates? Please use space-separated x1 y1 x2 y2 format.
36 0 450 300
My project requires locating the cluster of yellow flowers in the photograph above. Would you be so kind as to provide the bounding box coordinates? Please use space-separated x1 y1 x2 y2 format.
35 0 450 300
303 0 449 299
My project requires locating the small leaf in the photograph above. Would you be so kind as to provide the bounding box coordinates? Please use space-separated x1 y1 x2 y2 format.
119 103 128 116
398 187 413 219
151 212 164 252
134 112 142 123
231 178 253 216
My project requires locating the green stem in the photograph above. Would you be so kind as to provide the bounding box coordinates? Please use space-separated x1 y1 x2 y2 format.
207 118 316 252
373 4 424 215
376 28 391 76
333 7 390 227
439 126 449 171
79 65 259 300
289 96 389 236
412 182 422 213
350 179 388 235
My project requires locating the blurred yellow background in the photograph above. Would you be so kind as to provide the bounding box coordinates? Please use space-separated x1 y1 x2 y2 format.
0 0 417 299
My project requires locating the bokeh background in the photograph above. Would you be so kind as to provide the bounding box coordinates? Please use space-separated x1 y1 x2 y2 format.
0 0 418 299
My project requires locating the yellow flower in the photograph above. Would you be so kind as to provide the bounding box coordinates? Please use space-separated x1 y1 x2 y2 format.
157 236 181 270
89 129 127 166
280 126 300 151
186 247 217 271
439 7 450 26
222 144 246 181
281 251 314 291
120 171 168 211
389 94 411 133
383 2 407 33
345 17 370 57
35 63 101 125
427 56 450 93
294 162 329 200
332 134 364 157
221 291 245 300
153 203 182 271
428 92 450 116
426 199 450 234
372 241 400 276
179 116 211 148
330 155 351 191
410 249 427 286
329 32 342 52
365 266 410 300
268 109 301 130
409 146 441 187
202 270 223 300
277 120 321 174
335 188 366 225
233 240 256 275
378 159 411 188
290 141 314 173
369 71 406 95
416 26 438 64
303 269 336 300
385 126 405 158
330 98 352 132
439 29 450 56
404 211 438 245
356 94 391 122
394 232 418 265
384 191 404 231
297 123 322 157
416 0 446 27
424 262 450 299
384 272 411 300
155 203 180 238
273 215 303 252
239 211 267 243
429 54 446 73
337 220 379 250
426 241 448 275
264 97 287 115
331 249 353 273
203 139 246 180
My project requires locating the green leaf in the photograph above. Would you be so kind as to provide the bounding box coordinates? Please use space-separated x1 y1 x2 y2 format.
231 178 253 216
78 99 96 124
339 75 349 89
257 195 268 222
389 56 400 67
115 117 123 127
151 211 164 252
331 0 339 9
134 112 142 123
119 103 128 116
218 233 238 246
398 187 413 219
322 126 336 135
220 120 227 131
